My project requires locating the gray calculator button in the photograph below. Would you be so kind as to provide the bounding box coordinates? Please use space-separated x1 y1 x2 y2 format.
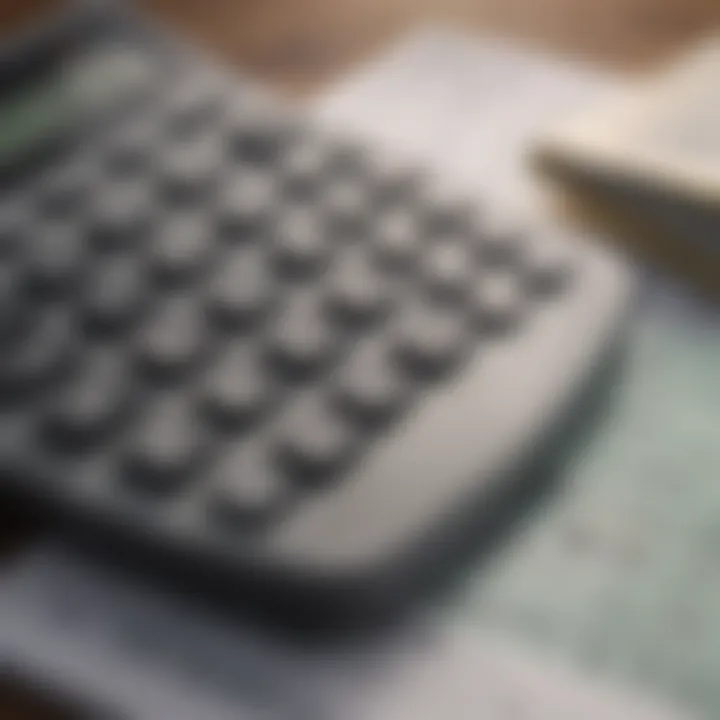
472 273 524 334
0 266 28 342
327 248 390 327
219 172 276 235
152 215 211 284
422 238 475 303
82 256 145 335
26 223 84 297
160 137 219 202
123 396 205 493
281 136 328 198
137 297 205 379
91 183 150 250
272 207 329 279
38 162 92 218
478 210 525 267
210 444 285 525
0 309 71 401
394 301 468 380
268 293 335 380
202 342 274 430
325 178 368 232
43 350 130 450
207 246 273 329
276 394 359 485
375 209 421 271
334 339 409 426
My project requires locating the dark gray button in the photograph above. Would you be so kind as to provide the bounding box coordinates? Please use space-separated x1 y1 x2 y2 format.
0 206 25 259
210 443 285 525
276 394 358 484
160 137 219 202
272 208 329 279
0 310 71 401
38 161 92 218
82 256 145 335
334 339 409 426
123 396 205 493
105 130 152 177
219 172 276 235
268 293 335 380
43 350 130 450
394 302 468 379
477 210 525 267
0 266 27 343
422 238 475 303
151 215 211 284
26 223 84 297
327 249 390 327
324 179 368 232
374 209 420 271
372 152 424 205
202 342 273 430
137 298 205 379
281 136 328 199
164 79 223 137
472 273 523 334
91 183 150 251
207 246 273 329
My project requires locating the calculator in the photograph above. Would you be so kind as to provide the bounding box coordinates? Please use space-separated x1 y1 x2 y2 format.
0 2 633 628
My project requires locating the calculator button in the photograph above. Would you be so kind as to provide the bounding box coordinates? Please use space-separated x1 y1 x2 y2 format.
394 302 468 379
325 179 368 232
268 293 335 380
232 126 283 167
151 215 211 284
91 184 150 251
160 137 219 202
207 246 273 329
123 396 205 493
422 239 475 303
472 273 523 334
82 257 145 336
276 394 358 484
272 208 329 279
0 310 71 402
43 351 130 450
38 162 91 218
0 266 28 343
334 339 409 426
219 172 276 235
105 123 155 177
202 343 274 430
372 153 423 205
281 137 328 200
137 298 205 379
374 209 420 271
0 207 25 259
26 223 84 297
164 80 223 137
478 210 524 267
210 444 285 525
424 193 474 234
326 249 390 328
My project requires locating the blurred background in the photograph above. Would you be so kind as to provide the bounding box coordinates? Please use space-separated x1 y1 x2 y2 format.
4 0 720 97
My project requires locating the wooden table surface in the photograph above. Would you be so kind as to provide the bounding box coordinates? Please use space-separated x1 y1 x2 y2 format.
1 0 719 717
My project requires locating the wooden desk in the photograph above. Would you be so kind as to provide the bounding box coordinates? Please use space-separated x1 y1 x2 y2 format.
0 0 719 717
